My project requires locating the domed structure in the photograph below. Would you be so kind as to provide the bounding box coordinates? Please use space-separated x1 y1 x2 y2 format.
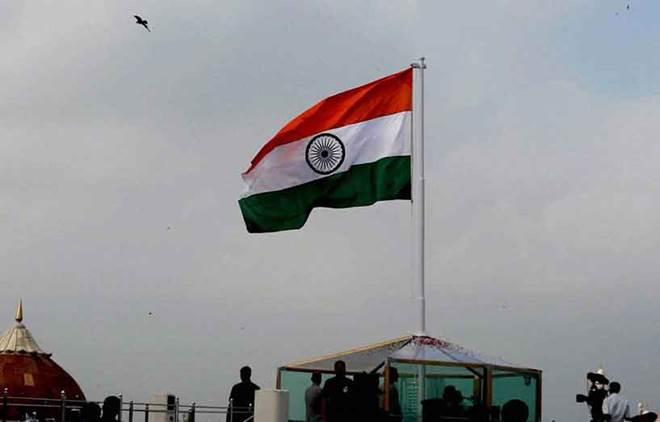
0 301 85 420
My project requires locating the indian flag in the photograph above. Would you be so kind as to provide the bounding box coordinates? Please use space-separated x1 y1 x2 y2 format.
239 68 412 233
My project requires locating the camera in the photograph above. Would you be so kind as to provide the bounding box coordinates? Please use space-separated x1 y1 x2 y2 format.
576 371 609 422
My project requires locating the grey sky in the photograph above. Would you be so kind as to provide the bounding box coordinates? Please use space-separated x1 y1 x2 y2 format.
2 1 660 420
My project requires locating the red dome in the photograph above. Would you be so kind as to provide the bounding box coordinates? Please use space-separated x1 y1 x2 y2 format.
0 354 85 400
0 302 86 420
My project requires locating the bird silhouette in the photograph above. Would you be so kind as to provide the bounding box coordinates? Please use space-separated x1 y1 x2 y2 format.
134 15 150 32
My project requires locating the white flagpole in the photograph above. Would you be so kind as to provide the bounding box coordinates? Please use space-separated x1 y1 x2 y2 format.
411 57 427 422
411 57 427 336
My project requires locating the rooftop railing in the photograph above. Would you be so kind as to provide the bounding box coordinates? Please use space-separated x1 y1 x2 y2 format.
0 389 253 422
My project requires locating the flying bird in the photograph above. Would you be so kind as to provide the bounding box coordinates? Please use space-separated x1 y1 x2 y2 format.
134 15 150 32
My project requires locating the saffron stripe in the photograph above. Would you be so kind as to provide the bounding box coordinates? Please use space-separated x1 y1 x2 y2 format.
242 111 410 197
246 69 412 174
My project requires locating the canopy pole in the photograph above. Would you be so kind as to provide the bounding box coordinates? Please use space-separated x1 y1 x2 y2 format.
411 57 427 422
411 57 427 336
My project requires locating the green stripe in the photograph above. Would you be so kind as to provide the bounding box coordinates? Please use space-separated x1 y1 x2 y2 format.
239 156 411 233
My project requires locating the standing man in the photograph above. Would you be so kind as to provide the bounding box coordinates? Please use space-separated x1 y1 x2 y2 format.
227 366 260 422
387 367 402 422
602 382 632 422
305 372 323 422
322 360 355 422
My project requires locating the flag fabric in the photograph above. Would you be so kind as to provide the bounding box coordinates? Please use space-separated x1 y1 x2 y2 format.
239 69 412 233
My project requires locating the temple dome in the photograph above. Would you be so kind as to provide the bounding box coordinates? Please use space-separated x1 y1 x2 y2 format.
0 301 85 419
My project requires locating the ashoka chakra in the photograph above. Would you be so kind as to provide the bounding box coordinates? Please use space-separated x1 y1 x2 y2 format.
305 133 345 175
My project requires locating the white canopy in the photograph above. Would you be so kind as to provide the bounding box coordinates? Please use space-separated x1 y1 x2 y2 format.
282 335 537 373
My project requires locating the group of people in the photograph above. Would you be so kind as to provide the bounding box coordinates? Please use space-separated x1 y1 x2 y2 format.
226 361 532 422
225 360 396 422
421 385 529 422
577 372 658 422
303 360 410 422
303 361 530 422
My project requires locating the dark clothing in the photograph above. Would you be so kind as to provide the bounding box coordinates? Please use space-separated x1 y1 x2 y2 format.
322 376 355 422
587 388 608 422
388 384 402 422
101 396 121 422
227 381 260 422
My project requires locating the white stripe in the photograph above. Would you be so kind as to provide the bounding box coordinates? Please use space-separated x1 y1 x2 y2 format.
242 111 411 197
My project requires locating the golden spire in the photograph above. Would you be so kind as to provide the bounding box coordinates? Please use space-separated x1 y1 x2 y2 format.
15 299 23 323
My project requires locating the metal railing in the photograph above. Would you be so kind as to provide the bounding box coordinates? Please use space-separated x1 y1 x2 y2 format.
0 389 254 422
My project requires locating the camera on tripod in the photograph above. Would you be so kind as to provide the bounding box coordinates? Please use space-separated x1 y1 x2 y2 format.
576 370 609 422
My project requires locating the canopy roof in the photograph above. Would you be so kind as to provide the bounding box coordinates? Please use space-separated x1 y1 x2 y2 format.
282 335 539 373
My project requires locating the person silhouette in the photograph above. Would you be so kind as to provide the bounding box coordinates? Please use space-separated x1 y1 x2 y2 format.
602 382 632 422
227 366 260 422
101 396 121 422
81 402 101 422
502 399 529 422
322 360 355 422
387 367 402 422
305 372 323 422
437 386 465 417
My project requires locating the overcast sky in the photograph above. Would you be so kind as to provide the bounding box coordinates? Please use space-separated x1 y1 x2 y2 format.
2 1 660 420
